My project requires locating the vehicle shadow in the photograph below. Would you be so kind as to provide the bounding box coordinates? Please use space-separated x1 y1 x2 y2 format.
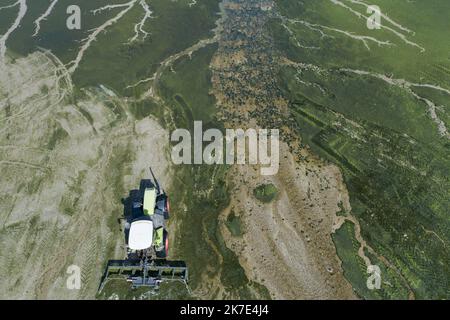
120 179 156 244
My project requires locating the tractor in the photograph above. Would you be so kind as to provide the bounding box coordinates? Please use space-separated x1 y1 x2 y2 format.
98 168 188 292
127 167 170 259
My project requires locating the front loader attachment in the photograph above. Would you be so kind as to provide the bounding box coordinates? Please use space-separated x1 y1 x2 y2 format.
98 259 188 292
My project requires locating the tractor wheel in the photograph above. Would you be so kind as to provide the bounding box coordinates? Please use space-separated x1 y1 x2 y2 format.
164 197 170 219
164 230 169 257
156 230 169 258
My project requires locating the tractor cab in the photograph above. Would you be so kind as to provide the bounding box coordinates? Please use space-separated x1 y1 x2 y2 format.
128 185 169 257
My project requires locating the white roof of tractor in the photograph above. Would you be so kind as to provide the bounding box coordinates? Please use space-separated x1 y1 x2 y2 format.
128 220 153 250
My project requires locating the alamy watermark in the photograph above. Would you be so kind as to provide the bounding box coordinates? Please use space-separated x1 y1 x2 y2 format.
66 264 81 290
66 5 81 30
63 4 383 32
366 265 381 290
171 121 280 176
367 5 382 30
